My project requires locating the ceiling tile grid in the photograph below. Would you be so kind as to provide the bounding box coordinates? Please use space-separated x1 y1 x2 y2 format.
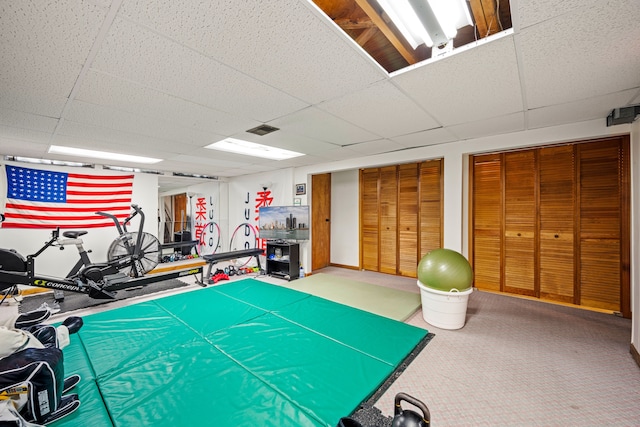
527 88 640 129
0 86 67 120
391 127 459 149
0 0 108 65
448 112 525 140
392 34 524 126
269 107 379 145
0 108 59 134
117 0 386 105
90 17 309 123
516 0 601 30
317 80 441 138
62 100 219 147
518 1 640 109
74 71 260 137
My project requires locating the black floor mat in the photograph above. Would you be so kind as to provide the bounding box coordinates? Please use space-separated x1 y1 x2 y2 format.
18 279 190 315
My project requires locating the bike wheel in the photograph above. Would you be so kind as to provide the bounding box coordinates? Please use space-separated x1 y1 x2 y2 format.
107 232 160 276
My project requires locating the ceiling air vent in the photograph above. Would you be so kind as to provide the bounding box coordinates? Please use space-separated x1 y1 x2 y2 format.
246 124 280 136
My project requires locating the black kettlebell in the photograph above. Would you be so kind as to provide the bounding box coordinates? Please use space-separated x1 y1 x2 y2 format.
391 392 430 427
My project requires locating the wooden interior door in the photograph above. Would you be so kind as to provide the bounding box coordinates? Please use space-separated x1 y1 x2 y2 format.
503 150 536 296
539 145 575 303
360 168 379 271
311 173 331 272
379 166 398 274
173 193 187 233
471 154 502 291
398 163 418 276
577 139 627 313
419 159 443 258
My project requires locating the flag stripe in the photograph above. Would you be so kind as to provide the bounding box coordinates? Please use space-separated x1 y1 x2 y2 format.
4 202 131 213
2 165 134 229
66 190 133 196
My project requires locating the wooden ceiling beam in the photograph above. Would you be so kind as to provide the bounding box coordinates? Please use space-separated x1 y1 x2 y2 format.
469 0 502 39
353 0 420 65
355 26 378 46
334 17 376 30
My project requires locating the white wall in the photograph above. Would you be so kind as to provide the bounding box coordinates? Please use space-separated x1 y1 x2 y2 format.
0 167 158 277
330 169 359 266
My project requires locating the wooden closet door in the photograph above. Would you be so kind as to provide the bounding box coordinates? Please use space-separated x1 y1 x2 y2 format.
360 169 379 271
398 163 418 277
379 166 398 274
472 154 502 291
503 150 536 296
538 145 576 303
419 159 443 258
578 140 624 311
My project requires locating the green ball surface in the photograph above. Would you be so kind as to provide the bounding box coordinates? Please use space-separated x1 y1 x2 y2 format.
417 248 473 292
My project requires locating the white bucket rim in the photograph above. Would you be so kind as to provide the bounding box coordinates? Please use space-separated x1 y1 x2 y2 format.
416 280 473 296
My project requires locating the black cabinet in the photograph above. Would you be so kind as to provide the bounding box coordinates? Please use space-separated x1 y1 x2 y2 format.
266 242 299 281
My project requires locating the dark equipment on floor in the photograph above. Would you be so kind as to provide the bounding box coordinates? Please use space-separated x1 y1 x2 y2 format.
392 392 430 427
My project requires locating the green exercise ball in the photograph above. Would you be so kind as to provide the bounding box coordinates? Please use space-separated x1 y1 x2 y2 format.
417 248 473 292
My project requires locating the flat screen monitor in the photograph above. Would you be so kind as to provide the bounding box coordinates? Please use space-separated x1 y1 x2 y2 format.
258 205 309 241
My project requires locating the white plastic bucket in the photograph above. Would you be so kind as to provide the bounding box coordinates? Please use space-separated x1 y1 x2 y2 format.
417 281 473 330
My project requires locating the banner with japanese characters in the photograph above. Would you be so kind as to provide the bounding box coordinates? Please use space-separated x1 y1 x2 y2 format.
227 169 292 255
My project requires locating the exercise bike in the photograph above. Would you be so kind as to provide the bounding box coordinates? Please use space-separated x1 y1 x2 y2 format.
0 205 202 299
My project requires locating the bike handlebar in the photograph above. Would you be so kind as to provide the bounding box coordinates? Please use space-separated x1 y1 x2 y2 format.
95 204 144 235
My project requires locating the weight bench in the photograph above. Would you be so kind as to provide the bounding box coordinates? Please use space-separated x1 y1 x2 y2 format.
200 248 264 284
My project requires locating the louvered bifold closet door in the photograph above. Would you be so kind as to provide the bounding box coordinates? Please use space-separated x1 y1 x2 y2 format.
539 145 576 303
360 168 380 271
578 140 625 311
379 166 398 275
398 163 419 277
471 154 502 291
503 150 536 296
419 160 443 259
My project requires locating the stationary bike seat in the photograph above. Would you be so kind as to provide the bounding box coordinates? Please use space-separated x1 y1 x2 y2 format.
62 230 88 239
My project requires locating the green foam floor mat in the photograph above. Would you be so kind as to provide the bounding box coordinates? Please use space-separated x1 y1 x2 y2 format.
56 279 429 427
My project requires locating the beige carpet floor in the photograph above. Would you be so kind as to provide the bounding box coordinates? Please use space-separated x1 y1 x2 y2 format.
272 272 422 321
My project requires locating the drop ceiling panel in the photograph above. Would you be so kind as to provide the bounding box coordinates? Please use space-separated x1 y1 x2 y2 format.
392 127 458 148
318 81 440 138
62 100 219 146
0 86 67 119
118 0 385 104
519 1 640 109
393 35 523 126
0 0 108 65
0 108 59 134
75 71 261 137
528 89 639 129
269 107 379 145
344 139 406 156
448 112 525 140
90 17 309 122
0 48 83 98
516 0 600 29
0 136 50 157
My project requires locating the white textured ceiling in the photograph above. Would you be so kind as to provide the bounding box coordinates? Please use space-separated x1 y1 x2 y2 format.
0 0 639 192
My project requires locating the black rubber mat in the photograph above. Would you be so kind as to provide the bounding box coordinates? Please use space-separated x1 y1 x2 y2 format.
18 279 189 315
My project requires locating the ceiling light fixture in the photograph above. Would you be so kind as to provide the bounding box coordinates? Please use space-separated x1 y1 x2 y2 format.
205 138 304 161
48 145 162 164
377 0 473 48
4 155 94 168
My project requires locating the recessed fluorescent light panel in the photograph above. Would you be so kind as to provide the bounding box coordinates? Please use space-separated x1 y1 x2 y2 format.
48 145 162 164
205 138 304 160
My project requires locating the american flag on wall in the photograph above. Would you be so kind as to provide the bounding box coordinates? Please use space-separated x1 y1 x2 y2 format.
2 165 134 229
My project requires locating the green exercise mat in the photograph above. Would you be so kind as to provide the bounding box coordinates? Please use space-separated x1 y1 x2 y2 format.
57 279 429 427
